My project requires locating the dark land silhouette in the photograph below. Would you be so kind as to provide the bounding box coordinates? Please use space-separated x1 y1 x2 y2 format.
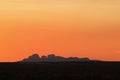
21 54 93 62
0 62 120 80
0 54 120 80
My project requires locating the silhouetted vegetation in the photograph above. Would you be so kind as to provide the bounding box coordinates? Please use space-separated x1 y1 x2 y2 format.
0 62 120 80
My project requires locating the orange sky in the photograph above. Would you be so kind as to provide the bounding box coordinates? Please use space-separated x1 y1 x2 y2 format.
0 0 120 62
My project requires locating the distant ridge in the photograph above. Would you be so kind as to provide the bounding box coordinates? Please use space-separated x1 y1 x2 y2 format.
21 54 93 62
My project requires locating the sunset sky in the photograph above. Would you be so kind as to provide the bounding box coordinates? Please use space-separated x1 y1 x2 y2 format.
0 0 120 62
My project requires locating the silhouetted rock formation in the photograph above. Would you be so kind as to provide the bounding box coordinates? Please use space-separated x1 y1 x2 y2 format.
22 54 40 62
21 54 91 62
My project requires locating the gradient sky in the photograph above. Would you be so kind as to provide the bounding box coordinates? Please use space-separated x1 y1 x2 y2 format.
0 0 120 62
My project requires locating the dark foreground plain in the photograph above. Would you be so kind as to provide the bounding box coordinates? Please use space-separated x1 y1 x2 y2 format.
0 62 120 80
